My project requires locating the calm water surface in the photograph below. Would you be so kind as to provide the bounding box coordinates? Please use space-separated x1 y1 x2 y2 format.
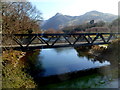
27 47 119 88
37 47 110 77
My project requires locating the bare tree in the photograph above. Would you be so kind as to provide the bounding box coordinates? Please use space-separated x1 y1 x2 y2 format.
2 2 42 34
2 2 42 45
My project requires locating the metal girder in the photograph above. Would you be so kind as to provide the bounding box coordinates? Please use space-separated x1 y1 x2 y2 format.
2 33 119 50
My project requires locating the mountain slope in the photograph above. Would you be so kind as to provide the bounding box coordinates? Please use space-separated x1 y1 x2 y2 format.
42 13 73 30
42 11 117 30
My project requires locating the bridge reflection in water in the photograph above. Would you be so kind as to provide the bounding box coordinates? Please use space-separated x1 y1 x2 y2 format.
2 33 119 51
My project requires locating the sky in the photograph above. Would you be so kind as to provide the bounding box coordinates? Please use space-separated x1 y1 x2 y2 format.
29 0 119 20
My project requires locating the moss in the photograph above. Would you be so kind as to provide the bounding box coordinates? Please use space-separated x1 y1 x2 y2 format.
2 50 36 88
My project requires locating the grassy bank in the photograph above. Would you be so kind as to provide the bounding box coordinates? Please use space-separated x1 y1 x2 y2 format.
2 50 36 88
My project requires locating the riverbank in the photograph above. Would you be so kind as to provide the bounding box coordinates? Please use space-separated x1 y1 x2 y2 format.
2 50 36 88
96 39 120 78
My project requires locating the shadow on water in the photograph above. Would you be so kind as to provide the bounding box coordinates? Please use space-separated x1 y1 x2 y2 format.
21 44 119 88
20 50 45 81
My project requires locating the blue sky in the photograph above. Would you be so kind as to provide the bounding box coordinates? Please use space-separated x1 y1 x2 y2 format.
29 0 119 20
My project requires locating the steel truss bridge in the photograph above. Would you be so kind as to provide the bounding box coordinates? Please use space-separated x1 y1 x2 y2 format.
2 33 120 51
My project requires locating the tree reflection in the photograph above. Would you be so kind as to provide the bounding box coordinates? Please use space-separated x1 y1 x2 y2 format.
74 46 103 62
74 46 114 64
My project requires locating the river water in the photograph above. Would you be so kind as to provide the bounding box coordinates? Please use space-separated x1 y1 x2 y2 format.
38 47 110 77
25 47 119 88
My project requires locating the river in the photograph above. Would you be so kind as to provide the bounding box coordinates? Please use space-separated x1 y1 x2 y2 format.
24 47 119 88
38 47 110 76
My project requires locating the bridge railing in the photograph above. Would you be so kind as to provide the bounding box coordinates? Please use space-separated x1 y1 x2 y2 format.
2 33 120 50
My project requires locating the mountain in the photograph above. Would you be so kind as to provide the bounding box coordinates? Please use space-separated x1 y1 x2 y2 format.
42 11 117 30
42 13 73 30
